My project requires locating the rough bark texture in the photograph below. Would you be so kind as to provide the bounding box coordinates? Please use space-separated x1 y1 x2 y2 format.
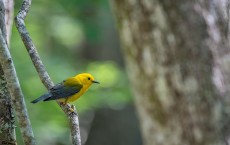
0 66 16 145
111 0 230 145
0 0 16 144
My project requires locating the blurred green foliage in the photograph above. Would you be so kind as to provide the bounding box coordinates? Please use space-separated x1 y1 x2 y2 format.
11 0 132 145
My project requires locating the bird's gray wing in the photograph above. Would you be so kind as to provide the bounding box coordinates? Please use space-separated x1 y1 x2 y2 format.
44 82 83 101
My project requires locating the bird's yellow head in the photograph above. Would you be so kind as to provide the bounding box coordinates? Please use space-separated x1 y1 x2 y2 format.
76 73 99 86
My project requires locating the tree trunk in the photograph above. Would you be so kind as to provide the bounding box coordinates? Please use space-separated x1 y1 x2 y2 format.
0 66 16 145
111 0 230 145
0 0 15 144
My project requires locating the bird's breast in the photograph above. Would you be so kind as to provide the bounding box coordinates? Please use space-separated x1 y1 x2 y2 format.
66 86 89 103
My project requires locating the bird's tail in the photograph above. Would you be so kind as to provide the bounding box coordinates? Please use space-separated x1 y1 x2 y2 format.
31 93 51 104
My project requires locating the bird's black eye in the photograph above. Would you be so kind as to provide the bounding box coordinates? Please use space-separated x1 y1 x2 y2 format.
88 77 91 80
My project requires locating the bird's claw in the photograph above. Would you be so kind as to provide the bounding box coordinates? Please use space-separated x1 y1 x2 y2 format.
67 104 77 115
59 102 77 115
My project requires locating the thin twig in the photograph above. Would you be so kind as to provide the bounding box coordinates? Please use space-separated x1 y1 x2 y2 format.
14 0 81 145
0 27 35 145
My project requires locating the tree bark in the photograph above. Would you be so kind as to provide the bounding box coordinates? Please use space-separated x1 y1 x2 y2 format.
0 66 16 145
0 0 15 145
3 0 13 44
111 0 230 145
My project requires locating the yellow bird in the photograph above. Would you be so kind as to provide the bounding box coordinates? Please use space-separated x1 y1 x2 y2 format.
31 73 99 104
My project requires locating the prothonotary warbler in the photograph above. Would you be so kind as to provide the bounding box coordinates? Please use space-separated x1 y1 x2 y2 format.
31 73 99 104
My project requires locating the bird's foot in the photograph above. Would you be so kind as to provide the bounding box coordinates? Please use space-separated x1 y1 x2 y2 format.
59 102 77 115
67 104 77 115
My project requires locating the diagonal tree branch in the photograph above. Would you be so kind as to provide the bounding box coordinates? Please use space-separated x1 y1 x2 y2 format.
15 0 81 145
14 0 53 89
0 20 35 145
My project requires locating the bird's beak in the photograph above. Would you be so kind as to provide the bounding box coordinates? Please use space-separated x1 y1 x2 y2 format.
92 80 100 84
